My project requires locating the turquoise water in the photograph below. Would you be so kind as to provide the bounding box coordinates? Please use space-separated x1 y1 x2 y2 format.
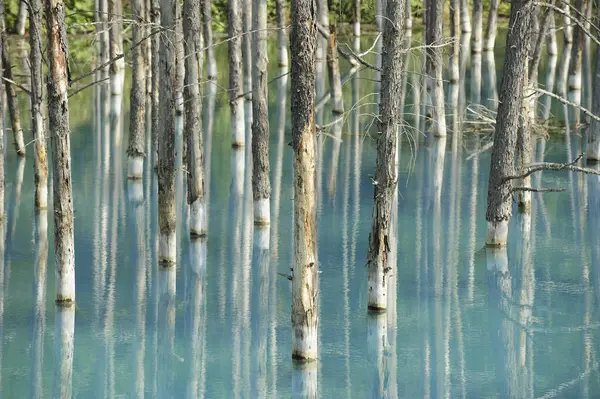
2 33 600 398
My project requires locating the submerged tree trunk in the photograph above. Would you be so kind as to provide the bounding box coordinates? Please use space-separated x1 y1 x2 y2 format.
327 25 344 115
367 0 405 311
275 0 288 66
1 31 25 156
45 0 76 303
108 0 125 94
127 0 147 179
203 0 217 80
290 0 318 361
484 0 500 50
157 0 177 263
29 0 47 209
183 0 206 237
425 0 446 137
486 0 534 246
229 0 245 146
252 0 271 225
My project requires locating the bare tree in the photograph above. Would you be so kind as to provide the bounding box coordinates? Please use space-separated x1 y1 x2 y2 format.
183 0 207 237
425 0 447 136
460 0 471 32
157 0 177 263
353 0 361 37
0 0 4 221
108 0 125 93
484 0 500 50
367 0 405 311
15 0 27 35
45 0 76 303
252 0 271 225
290 0 318 361
30 0 47 208
1 29 26 156
127 0 147 179
486 0 534 246
242 0 252 98
327 25 344 115
229 0 245 146
568 0 587 118
275 0 288 66
587 1 600 160
203 0 217 80
151 0 160 163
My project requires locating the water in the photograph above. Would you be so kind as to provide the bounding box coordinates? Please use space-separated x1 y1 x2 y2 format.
2 33 600 398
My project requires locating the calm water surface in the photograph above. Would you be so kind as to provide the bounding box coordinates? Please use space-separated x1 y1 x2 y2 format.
1 33 600 398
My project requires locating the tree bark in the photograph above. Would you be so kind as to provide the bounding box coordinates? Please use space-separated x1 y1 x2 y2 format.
229 0 245 147
108 0 125 94
547 11 558 56
472 0 483 53
30 0 47 209
587 1 600 160
460 0 471 32
353 0 361 36
425 0 446 137
202 0 217 80
486 0 534 246
174 1 184 113
15 0 27 35
96 0 109 76
483 0 500 50
1 30 26 156
568 0 587 120
242 0 252 99
327 25 344 115
0 0 4 221
290 0 318 361
158 0 177 263
53 306 75 399
183 0 206 237
127 0 147 179
449 0 460 84
252 0 271 225
45 0 76 303
151 0 160 164
275 0 288 66
367 0 404 311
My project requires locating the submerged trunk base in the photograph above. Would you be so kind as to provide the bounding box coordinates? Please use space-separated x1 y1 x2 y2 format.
127 180 144 203
368 267 388 311
486 220 509 247
159 231 177 263
127 155 144 179
255 225 269 250
292 325 318 361
189 199 207 238
254 198 270 226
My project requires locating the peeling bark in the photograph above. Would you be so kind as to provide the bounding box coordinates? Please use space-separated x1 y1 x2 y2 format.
1 29 26 156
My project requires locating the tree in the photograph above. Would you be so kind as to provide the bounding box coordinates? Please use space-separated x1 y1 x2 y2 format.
1 27 26 156
486 0 534 246
108 0 125 93
367 0 405 311
229 0 245 147
290 0 318 361
425 0 447 137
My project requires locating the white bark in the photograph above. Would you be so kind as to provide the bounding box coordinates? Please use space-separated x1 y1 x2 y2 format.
486 220 509 247
367 312 389 397
127 179 144 203
189 199 207 237
128 155 144 180
253 198 270 226
292 362 317 398
16 0 27 36
53 306 75 399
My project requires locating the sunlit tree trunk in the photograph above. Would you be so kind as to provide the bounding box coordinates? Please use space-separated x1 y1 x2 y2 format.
183 0 207 237
290 0 318 361
229 0 245 147
486 0 534 246
150 0 160 163
242 0 252 99
53 306 75 399
45 0 75 303
449 0 460 85
1 30 25 156
563 0 573 44
252 0 271 226
127 0 147 179
460 0 471 32
275 0 288 66
108 0 125 93
367 0 405 311
15 0 27 35
587 3 600 161
202 0 216 80
158 0 177 263
425 0 446 137
174 1 184 114
327 25 344 115
546 12 558 56
30 0 47 208
484 0 500 50
568 0 587 119
353 0 361 36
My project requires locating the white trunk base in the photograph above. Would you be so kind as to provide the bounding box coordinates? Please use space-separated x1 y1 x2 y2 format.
292 361 317 397
37 182 48 209
189 238 207 275
56 260 75 304
588 138 600 161
368 271 387 312
278 47 289 67
486 246 508 274
486 220 509 247
254 198 270 226
189 199 207 237
127 180 144 203
175 90 184 114
292 324 318 361
231 100 245 147
159 231 177 264
111 70 125 96
353 22 361 37
128 156 144 180
254 225 270 250
54 305 75 399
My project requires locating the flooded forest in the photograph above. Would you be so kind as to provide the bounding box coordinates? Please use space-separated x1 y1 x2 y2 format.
2 0 600 396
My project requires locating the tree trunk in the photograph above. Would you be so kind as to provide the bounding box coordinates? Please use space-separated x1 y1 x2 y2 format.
127 0 147 179
0 0 3 221
242 0 252 99
367 0 405 311
108 0 125 94
568 0 587 121
229 0 245 147
31 209 48 399
183 0 206 237
15 0 27 35
1 31 26 156
563 0 573 44
275 0 288 66
484 0 500 50
587 3 600 161
53 306 75 399
449 0 460 84
29 0 47 209
460 0 471 32
425 0 446 137
252 0 271 226
174 1 184 113
202 0 216 80
158 0 177 263
472 0 483 53
151 0 160 164
486 0 534 246
353 0 361 37
327 25 344 115
546 11 558 56
96 0 109 76
375 0 384 31
290 0 318 361
518 58 532 211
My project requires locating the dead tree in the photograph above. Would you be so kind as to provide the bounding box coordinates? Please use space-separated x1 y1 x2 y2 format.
151 0 160 163
242 0 252 98
1 29 26 156
108 0 125 93
460 0 471 32
252 0 271 225
45 0 76 303
275 0 288 66
0 0 4 220
327 25 344 115
587 3 600 161
174 1 184 113
367 0 405 311
30 0 47 208
484 0 500 50
203 0 217 80
353 0 361 37
15 0 27 35
229 0 245 146
567 0 587 118
127 0 147 179
425 0 447 136
157 0 177 263
183 0 207 237
290 0 318 361
486 0 534 246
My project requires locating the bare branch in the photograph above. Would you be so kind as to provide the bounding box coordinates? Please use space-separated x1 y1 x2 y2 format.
68 77 110 98
534 88 600 122
512 186 567 193
501 154 600 183
1 76 31 96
